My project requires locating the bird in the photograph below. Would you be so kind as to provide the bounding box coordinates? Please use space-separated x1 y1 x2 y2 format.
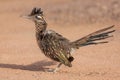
23 7 115 72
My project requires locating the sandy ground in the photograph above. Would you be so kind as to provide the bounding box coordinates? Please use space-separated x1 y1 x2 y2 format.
0 0 120 80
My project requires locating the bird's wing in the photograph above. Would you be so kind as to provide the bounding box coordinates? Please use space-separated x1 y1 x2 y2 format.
44 30 72 67
71 25 115 48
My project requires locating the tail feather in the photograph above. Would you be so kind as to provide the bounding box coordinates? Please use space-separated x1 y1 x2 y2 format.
71 25 115 48
88 30 115 42
81 41 108 46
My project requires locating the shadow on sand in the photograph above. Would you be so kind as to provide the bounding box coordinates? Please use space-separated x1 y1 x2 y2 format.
0 60 56 71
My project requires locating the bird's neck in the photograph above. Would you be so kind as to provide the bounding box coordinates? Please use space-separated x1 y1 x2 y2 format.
35 20 47 34
35 20 47 40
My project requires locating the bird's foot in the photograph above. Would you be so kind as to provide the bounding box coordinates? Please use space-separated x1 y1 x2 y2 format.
45 68 59 73
45 63 62 73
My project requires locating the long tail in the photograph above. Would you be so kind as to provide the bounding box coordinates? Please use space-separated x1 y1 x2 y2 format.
71 25 115 49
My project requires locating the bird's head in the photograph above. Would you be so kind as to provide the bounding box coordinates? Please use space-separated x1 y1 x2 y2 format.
23 8 44 23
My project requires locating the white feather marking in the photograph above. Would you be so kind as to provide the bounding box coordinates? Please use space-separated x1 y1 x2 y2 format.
70 48 75 54
37 15 42 19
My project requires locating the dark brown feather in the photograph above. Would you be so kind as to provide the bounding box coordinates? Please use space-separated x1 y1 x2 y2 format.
71 25 115 48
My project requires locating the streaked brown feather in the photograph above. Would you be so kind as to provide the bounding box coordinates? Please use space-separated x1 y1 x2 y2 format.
71 25 115 48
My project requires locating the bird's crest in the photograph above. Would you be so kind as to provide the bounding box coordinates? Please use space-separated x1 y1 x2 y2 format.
30 7 43 16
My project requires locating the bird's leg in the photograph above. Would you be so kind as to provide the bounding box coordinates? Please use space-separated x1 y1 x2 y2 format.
47 63 62 73
53 63 62 72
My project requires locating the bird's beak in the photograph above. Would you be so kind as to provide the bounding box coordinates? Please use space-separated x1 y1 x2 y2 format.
20 15 31 19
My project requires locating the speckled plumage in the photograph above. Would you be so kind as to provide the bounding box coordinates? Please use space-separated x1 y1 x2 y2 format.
36 30 73 67
25 7 115 72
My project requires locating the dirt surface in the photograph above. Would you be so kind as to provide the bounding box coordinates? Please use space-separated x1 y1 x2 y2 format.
0 0 120 80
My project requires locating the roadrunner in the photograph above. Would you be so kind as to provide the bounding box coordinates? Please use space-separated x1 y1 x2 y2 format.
24 8 115 72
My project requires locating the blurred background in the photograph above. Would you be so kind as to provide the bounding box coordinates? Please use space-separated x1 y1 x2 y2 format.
0 0 120 80
0 0 120 25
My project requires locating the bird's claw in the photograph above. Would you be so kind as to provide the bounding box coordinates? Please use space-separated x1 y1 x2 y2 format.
45 68 59 73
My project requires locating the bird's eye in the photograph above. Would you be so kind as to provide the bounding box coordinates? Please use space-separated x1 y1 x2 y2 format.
35 15 42 19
